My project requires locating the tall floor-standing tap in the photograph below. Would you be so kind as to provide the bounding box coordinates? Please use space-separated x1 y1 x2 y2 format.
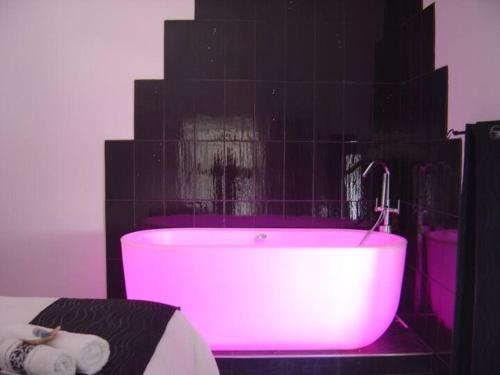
362 160 400 233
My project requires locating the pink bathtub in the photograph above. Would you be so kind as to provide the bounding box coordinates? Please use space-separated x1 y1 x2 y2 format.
121 228 407 351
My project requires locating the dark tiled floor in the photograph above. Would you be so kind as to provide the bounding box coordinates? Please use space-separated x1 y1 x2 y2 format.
215 321 434 375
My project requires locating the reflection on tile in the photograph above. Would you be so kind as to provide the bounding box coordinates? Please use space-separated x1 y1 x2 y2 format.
316 23 344 82
194 201 224 227
105 201 134 259
194 81 224 141
105 141 133 200
165 81 195 140
225 142 254 201
315 83 342 141
135 141 163 201
195 142 224 200
225 21 254 79
134 80 163 140
225 201 255 227
225 82 254 141
256 22 285 81
342 201 376 227
315 143 342 200
255 201 284 219
285 83 314 140
134 201 164 230
255 142 284 200
314 201 342 220
286 23 314 81
256 83 284 141
343 142 381 202
165 141 195 200
285 143 313 200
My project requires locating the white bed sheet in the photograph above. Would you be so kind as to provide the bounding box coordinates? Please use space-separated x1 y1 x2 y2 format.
0 296 219 375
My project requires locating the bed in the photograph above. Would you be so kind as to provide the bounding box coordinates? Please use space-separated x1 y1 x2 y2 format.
0 296 220 375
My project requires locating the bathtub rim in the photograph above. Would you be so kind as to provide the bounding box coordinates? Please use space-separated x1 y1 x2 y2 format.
121 227 407 250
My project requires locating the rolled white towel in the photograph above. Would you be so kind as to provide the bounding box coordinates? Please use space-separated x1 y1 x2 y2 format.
0 338 75 375
0 325 109 375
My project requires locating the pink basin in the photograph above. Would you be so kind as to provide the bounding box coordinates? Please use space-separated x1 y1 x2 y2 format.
121 228 407 351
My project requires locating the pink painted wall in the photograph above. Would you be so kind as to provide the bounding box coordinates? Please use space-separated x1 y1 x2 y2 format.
424 0 500 132
0 0 193 297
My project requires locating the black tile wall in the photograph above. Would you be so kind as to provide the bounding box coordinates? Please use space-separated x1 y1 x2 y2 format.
106 4 460 372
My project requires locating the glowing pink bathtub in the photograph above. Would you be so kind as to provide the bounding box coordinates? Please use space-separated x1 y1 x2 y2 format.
121 228 407 351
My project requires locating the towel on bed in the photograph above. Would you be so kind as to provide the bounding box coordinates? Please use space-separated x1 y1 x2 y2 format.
0 338 75 375
0 325 109 375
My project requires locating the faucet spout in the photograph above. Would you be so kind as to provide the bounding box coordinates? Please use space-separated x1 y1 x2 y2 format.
361 160 399 234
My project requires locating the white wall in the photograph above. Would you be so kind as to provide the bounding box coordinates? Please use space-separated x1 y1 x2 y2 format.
424 0 500 132
0 0 194 297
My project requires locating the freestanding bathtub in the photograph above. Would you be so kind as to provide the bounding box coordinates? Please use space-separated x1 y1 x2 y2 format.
121 228 407 351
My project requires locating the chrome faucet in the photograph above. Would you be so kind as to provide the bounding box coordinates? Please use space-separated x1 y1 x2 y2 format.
362 161 400 233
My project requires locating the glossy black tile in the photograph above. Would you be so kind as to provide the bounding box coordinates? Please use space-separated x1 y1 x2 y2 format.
225 142 255 201
432 355 450 375
316 22 344 82
225 82 254 141
255 142 284 200
400 0 424 23
225 0 255 19
194 81 224 140
255 201 284 219
285 82 314 140
375 25 401 83
401 13 422 81
225 21 254 79
195 0 225 19
134 80 163 140
230 357 340 375
255 0 285 21
345 23 382 83
286 0 315 24
314 143 342 200
421 68 448 141
195 142 225 200
338 355 432 375
315 83 343 141
373 84 401 140
164 21 197 79
285 201 313 222
165 141 195 200
134 201 164 230
401 78 422 139
150 201 194 228
286 22 314 81
256 22 285 81
194 201 224 227
164 81 195 140
105 141 133 200
421 4 435 76
197 21 225 79
316 0 343 23
344 0 385 26
344 84 375 141
284 142 313 200
107 259 126 299
105 200 134 259
255 82 284 141
135 141 164 201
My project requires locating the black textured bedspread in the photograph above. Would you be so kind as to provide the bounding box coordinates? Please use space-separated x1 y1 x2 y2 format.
30 298 178 375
